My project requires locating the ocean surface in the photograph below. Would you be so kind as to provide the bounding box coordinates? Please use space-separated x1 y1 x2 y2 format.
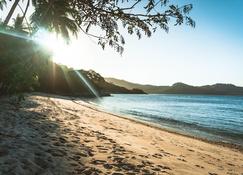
85 94 243 146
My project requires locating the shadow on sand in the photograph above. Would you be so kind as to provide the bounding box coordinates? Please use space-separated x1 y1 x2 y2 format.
0 94 173 175
0 95 88 174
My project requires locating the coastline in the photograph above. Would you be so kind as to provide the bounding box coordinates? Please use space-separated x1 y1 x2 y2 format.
80 100 243 152
0 93 243 175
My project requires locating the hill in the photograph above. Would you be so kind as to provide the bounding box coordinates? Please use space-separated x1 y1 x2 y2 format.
0 32 145 97
78 70 146 95
37 67 147 97
105 78 243 95
105 78 169 93
163 83 243 95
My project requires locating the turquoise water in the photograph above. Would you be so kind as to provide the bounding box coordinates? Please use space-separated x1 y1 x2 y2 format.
86 94 243 146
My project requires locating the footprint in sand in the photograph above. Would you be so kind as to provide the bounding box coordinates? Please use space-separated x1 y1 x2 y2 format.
152 153 163 159
0 148 9 157
70 155 81 161
82 167 103 175
90 159 106 165
208 173 218 175
141 160 153 166
111 172 124 175
103 163 113 170
47 149 67 157
96 146 109 153
187 149 195 152
177 157 187 162
157 165 171 170
34 157 49 169
227 163 235 167
195 164 204 169
73 150 94 157
151 167 161 172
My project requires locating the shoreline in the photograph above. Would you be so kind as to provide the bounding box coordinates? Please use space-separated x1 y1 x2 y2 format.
31 92 243 152
75 99 243 153
1 93 243 175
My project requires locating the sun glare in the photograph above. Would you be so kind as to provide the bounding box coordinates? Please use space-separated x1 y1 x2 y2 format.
34 30 86 68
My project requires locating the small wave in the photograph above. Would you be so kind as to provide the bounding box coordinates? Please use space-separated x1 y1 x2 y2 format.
92 94 243 146
124 109 243 143
217 106 243 113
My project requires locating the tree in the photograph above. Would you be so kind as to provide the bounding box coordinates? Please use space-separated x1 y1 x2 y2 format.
31 0 78 40
0 0 6 10
0 31 51 95
3 0 20 26
69 0 195 53
1 0 30 27
1 0 195 52
17 0 30 28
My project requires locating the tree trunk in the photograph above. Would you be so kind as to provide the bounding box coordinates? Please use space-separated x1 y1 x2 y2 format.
22 0 30 23
3 0 20 26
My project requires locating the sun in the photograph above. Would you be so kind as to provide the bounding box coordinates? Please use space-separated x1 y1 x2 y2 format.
34 30 84 68
33 29 110 71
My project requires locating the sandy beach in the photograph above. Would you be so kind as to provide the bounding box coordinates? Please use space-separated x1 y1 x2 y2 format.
0 93 242 175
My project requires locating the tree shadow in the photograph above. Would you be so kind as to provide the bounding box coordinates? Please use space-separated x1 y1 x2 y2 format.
0 95 172 175
0 96 85 174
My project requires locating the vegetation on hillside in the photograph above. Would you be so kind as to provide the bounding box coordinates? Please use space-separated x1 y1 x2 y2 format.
0 0 194 96
0 32 145 96
0 31 51 95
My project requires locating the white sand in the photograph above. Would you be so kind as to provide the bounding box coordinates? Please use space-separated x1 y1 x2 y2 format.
0 93 242 175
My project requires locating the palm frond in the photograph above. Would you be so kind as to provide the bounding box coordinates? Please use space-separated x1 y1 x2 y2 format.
0 0 7 10
30 0 79 41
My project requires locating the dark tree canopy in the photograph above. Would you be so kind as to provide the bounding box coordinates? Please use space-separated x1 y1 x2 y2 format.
1 0 195 53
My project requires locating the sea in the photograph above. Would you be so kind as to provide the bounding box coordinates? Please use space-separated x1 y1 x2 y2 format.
85 94 243 146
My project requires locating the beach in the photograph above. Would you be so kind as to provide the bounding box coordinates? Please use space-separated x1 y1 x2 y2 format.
0 94 242 175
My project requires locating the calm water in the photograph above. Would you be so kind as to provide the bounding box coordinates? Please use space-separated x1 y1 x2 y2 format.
85 94 243 146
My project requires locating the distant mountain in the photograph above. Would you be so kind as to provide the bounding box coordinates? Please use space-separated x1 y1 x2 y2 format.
105 78 169 93
105 78 243 95
164 83 243 95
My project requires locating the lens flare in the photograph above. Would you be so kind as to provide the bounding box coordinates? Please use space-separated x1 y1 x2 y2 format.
33 29 100 98
74 70 99 98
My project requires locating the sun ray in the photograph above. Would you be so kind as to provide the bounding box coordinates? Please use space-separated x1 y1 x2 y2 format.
74 70 100 98
33 29 100 98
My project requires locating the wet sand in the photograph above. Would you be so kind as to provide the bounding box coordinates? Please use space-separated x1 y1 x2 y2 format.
0 94 243 175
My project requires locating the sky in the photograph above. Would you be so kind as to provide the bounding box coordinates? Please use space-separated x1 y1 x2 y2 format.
1 0 243 86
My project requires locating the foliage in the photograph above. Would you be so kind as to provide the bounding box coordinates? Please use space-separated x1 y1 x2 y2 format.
1 0 194 52
70 0 195 53
14 14 25 30
0 0 6 10
0 32 51 95
31 0 78 41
